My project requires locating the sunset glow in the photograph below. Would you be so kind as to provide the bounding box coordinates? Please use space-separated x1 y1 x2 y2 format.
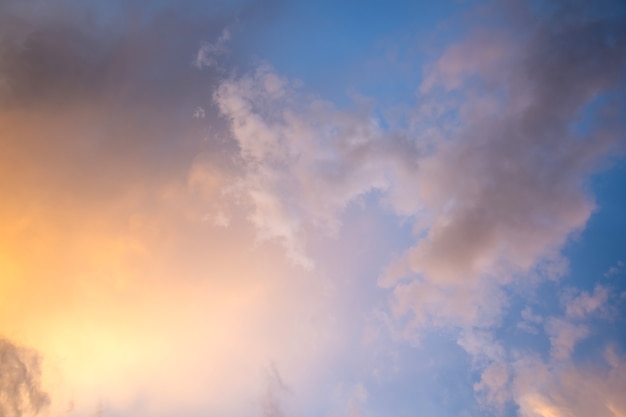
1 1 626 417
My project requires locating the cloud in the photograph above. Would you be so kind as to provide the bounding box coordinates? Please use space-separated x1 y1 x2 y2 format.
382 0 626 332
259 364 292 417
564 285 610 319
0 0 250 210
605 260 625 278
513 348 626 417
209 10 626 416
0 338 49 417
210 0 625 331
541 284 614 361
545 318 589 361
0 1 235 105
473 278 622 410
215 64 420 268
518 307 545 334
194 28 231 69
474 361 511 410
1 1 625 416
0 144 340 417
0 2 345 417
376 2 626 412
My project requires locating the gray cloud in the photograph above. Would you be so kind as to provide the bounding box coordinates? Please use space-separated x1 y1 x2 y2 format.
0 337 49 417
384 0 626 331
0 0 283 223
0 1 237 105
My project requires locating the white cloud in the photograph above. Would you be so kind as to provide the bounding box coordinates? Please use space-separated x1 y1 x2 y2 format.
215 64 419 268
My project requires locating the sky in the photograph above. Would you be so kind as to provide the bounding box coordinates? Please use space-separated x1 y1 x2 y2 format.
1 1 626 417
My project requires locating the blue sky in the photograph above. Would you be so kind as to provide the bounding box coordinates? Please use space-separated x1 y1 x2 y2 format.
1 1 625 417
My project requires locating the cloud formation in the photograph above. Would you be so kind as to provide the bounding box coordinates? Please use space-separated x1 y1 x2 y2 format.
215 64 420 267
513 348 626 417
0 338 49 417
383 0 626 331
1 1 625 416
210 3 626 416
0 2 344 416
214 0 626 334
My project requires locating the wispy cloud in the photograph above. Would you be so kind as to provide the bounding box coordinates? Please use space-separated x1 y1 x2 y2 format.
194 28 232 70
0 338 49 417
215 64 420 268
564 285 610 319
513 347 626 417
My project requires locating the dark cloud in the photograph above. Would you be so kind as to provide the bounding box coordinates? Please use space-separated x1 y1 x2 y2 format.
383 0 626 331
520 2 626 137
0 338 49 417
1 3 190 104
0 0 280 213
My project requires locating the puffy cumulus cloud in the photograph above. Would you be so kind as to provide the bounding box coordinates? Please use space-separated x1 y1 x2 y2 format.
513 348 626 417
0 338 49 417
382 0 626 332
215 64 420 268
